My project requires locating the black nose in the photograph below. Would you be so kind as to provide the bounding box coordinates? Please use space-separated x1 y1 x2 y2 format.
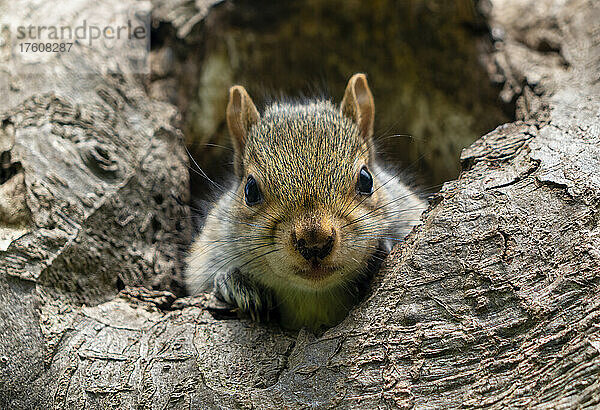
293 234 335 261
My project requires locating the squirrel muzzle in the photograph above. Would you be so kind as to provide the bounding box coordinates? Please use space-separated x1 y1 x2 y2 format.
290 216 338 267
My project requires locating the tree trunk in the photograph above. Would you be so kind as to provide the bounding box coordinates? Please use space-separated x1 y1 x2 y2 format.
1 0 599 408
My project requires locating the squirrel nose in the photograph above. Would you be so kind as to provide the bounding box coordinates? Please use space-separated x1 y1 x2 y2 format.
291 224 336 261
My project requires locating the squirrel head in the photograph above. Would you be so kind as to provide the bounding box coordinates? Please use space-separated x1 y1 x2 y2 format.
225 74 390 291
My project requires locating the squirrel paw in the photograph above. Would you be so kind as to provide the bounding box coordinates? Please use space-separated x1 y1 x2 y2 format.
213 268 273 322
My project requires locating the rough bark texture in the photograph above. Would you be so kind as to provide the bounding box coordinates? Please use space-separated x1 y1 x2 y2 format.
1 0 599 409
0 1 192 407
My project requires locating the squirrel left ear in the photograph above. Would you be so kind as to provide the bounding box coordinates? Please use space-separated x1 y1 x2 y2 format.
227 85 260 176
340 73 375 142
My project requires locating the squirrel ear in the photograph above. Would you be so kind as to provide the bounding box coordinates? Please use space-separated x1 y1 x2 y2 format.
226 85 260 174
340 73 375 142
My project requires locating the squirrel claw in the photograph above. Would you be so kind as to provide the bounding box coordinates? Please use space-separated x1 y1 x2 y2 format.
214 268 272 322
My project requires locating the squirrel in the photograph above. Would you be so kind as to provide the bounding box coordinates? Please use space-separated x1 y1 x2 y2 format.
185 73 426 330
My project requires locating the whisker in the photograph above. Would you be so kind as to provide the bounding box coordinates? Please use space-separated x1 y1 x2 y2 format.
341 194 430 229
238 248 283 270
186 146 283 226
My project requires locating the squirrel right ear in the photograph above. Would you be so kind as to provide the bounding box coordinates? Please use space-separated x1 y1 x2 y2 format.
340 73 375 142
226 85 260 175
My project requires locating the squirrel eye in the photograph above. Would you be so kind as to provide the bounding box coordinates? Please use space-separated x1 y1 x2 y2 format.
357 166 373 195
244 175 262 206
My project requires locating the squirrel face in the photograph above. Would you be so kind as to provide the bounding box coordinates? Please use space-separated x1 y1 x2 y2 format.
225 74 388 292
186 73 425 328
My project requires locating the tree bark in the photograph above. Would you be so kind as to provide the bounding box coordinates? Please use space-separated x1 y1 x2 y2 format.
1 0 599 408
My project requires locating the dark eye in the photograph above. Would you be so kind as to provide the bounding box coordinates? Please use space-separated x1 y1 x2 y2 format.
244 175 262 206
357 166 373 195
